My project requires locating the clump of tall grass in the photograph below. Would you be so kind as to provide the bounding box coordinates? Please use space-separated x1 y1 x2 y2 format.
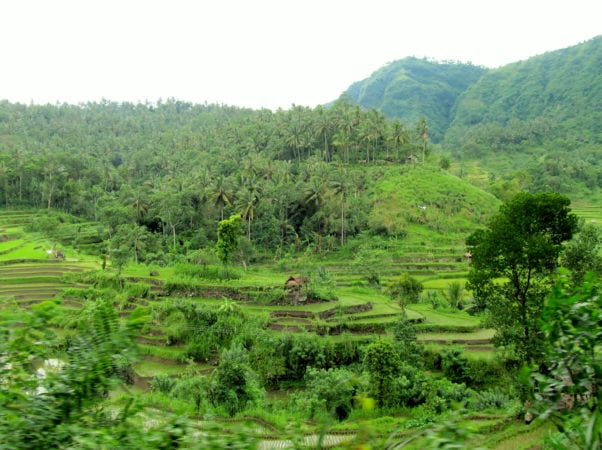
445 282 465 310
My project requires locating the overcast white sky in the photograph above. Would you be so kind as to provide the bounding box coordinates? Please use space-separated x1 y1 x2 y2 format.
1 0 600 110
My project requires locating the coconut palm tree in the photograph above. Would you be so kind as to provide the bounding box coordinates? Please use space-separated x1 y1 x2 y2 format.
330 169 349 246
418 117 429 163
211 175 232 221
236 189 257 240
389 119 409 161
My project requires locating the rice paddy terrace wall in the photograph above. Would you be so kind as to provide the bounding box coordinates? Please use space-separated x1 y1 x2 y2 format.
0 209 554 448
0 210 97 309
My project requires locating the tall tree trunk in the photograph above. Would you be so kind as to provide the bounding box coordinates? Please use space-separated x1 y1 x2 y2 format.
340 197 345 246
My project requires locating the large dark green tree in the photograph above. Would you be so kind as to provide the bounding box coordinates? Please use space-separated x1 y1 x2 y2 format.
466 192 577 363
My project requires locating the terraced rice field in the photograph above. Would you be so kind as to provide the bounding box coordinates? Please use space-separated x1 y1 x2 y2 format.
572 201 602 224
1 209 512 447
0 215 93 308
0 209 491 355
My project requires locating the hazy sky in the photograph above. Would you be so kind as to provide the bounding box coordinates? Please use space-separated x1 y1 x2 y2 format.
1 0 600 110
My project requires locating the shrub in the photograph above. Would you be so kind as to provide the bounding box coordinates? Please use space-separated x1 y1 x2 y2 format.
445 282 465 310
25 214 61 233
185 339 213 362
283 333 331 380
331 336 364 366
174 262 242 280
208 345 264 417
248 331 287 387
113 355 135 385
425 378 472 414
150 374 176 395
467 388 513 411
441 347 470 384
171 375 209 413
365 271 381 288
388 363 430 408
294 367 364 420
363 340 403 407
392 317 423 367
422 347 443 371
314 266 337 299
465 358 506 389
387 273 424 306
421 290 447 309
125 282 151 299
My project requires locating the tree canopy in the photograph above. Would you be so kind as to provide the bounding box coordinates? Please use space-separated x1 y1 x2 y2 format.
466 192 578 362
216 214 243 266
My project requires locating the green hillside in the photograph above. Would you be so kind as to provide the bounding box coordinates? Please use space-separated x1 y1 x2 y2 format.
1 40 600 447
337 36 602 204
446 35 602 140
340 57 487 142
443 35 602 201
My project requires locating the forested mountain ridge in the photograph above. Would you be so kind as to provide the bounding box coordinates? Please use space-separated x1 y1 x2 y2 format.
337 36 601 200
446 35 602 138
444 35 602 198
339 57 487 142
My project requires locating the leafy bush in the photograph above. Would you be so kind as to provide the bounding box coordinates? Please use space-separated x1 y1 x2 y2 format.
387 273 424 306
185 339 213 362
0 299 144 448
421 290 447 309
331 336 364 366
294 367 364 420
464 358 507 389
363 340 403 407
113 354 135 385
314 266 338 299
422 347 443 371
365 271 381 288
392 317 423 367
171 375 209 413
445 282 465 310
425 378 472 414
283 333 331 380
388 363 430 408
208 345 264 417
248 331 287 387
25 213 61 233
125 282 151 299
441 347 470 384
150 374 176 394
467 388 513 411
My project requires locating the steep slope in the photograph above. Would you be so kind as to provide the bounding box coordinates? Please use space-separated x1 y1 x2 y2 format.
445 35 602 145
339 57 487 142
443 35 602 199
